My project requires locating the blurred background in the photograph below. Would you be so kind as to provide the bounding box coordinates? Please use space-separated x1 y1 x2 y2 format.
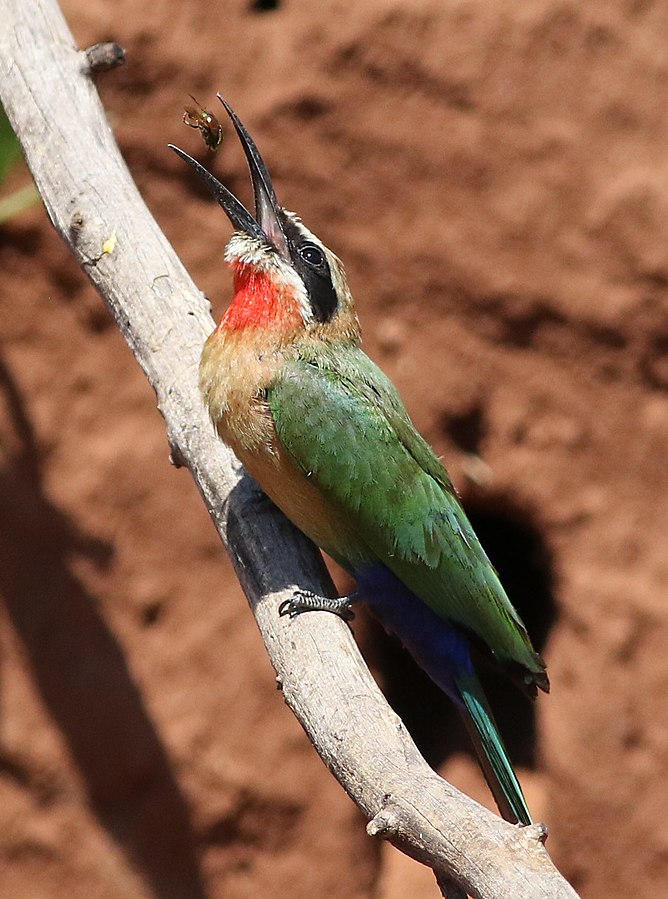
1 0 667 896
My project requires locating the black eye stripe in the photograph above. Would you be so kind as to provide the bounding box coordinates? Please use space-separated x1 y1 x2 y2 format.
279 214 338 323
293 248 338 323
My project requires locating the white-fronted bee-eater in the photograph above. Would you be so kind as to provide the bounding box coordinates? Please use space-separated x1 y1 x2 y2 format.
170 97 549 826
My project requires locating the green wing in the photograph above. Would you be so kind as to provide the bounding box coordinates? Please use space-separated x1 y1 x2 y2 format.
268 344 545 683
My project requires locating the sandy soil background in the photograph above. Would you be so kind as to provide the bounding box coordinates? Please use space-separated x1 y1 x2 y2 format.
2 1 668 896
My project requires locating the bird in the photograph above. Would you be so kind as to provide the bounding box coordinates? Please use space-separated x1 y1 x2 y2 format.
170 96 549 826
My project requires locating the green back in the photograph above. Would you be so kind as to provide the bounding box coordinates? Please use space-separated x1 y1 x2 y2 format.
268 342 545 683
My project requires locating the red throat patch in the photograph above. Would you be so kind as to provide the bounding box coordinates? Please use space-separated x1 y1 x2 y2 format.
220 263 304 332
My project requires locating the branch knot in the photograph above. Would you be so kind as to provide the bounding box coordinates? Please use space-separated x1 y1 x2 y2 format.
367 802 402 839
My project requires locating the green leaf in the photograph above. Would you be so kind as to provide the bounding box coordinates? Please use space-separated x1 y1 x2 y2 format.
0 183 39 224
0 103 22 184
0 103 39 222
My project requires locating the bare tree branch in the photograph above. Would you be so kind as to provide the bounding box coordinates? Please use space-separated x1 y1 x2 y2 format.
0 2 580 897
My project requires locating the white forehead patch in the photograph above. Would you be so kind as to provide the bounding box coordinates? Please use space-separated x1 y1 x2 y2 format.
281 212 318 244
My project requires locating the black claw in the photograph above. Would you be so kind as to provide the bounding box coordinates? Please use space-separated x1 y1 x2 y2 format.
278 598 302 619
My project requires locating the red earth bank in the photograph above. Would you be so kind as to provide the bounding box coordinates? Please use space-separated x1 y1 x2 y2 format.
1 1 668 896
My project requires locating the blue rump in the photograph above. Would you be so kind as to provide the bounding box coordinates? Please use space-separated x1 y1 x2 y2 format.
354 563 473 704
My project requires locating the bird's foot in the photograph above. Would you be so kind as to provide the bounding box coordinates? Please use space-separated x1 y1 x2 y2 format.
278 590 355 622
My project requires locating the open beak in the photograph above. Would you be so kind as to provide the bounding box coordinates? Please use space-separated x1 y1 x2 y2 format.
169 96 290 259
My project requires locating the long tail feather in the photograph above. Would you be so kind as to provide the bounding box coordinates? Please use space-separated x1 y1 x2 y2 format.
455 669 532 826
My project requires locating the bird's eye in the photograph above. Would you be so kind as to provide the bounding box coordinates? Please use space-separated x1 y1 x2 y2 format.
298 243 326 268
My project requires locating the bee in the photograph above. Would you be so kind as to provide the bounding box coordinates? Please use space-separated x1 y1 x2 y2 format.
182 96 223 152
